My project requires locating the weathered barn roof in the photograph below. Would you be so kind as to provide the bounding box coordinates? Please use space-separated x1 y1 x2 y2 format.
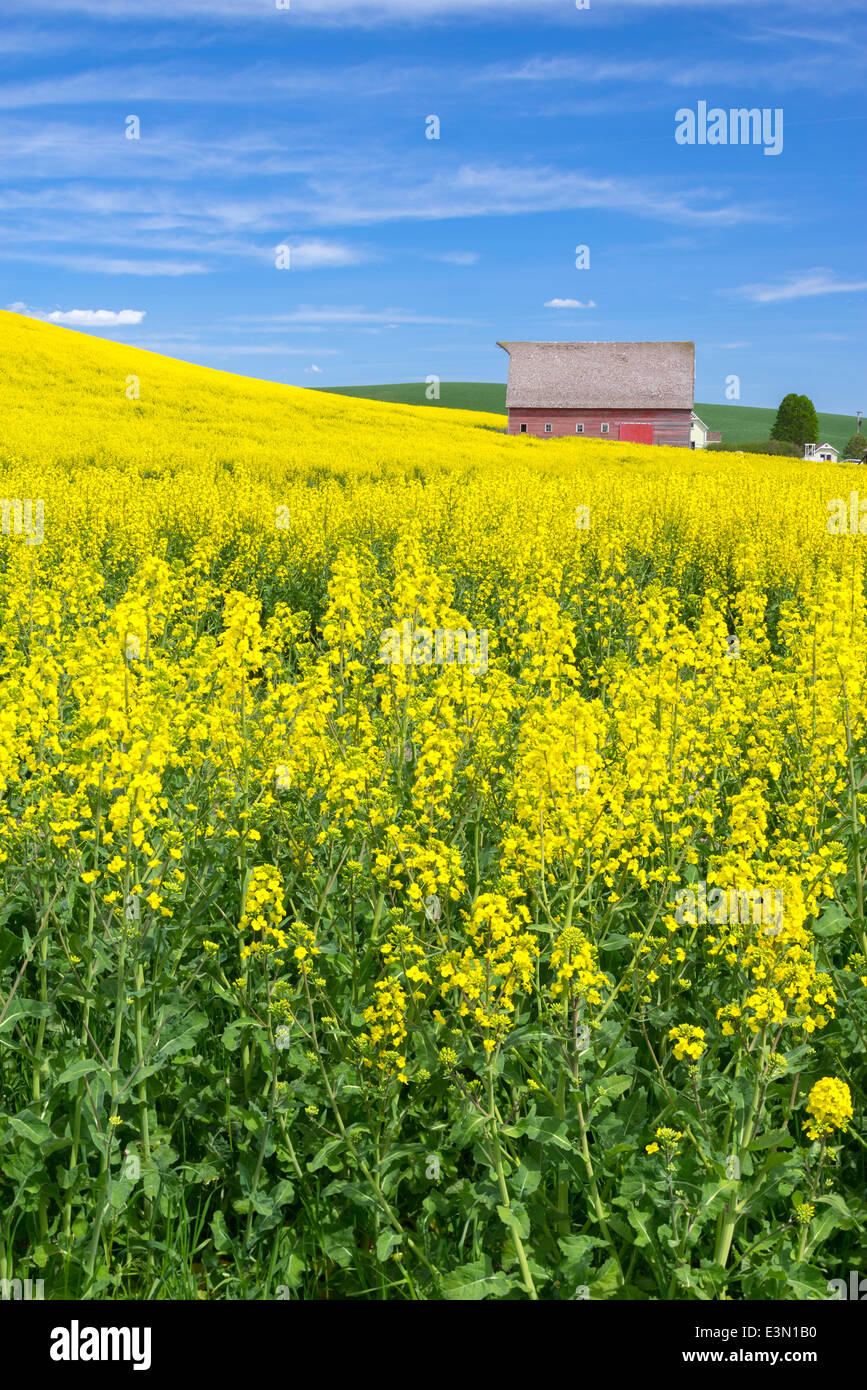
497 341 695 410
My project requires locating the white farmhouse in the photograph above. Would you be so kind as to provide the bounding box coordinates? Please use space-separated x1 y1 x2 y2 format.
804 442 839 462
690 412 709 449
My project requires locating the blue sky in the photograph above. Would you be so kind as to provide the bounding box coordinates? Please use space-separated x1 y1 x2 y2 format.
2 0 865 413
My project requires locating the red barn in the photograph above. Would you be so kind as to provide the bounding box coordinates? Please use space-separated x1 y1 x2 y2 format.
498 340 695 446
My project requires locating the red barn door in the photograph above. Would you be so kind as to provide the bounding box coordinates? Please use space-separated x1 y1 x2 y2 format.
619 424 654 445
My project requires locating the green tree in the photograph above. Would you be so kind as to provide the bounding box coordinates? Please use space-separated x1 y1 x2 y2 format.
771 393 819 450
843 433 867 461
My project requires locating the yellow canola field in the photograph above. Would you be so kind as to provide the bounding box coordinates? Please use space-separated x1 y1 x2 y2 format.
1 308 865 1034
0 308 865 1298
1 309 867 1306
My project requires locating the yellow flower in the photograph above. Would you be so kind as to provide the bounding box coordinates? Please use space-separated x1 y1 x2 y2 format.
803 1077 853 1141
668 1024 706 1062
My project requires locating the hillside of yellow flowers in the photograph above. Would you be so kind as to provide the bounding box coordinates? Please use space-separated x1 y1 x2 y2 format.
0 307 864 1301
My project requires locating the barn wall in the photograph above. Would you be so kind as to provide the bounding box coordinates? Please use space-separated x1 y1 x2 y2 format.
507 408 692 447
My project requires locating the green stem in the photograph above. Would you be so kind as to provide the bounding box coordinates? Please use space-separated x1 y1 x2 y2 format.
576 1095 624 1286
487 1065 538 1300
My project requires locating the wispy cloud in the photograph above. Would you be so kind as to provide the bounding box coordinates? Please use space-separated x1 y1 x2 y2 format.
725 268 867 303
0 247 209 275
1 160 766 237
233 306 484 326
203 345 340 356
129 339 341 357
429 250 479 265
544 298 596 309
0 59 426 111
282 161 771 230
2 0 859 19
479 56 660 85
0 43 853 124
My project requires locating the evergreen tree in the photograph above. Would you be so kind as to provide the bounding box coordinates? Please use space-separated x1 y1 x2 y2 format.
771 393 819 449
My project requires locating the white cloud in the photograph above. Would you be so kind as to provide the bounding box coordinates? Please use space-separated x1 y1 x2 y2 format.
725 269 867 303
274 239 370 269
305 364 324 373
429 250 479 265
48 307 146 326
545 298 596 309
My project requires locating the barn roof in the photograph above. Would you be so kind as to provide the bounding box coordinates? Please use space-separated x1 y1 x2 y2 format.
497 341 695 410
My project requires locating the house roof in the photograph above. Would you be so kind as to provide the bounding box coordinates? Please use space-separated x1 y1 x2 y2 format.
691 413 708 429
497 341 695 410
807 442 838 453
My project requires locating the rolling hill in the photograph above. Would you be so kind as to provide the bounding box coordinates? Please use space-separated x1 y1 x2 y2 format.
318 383 858 454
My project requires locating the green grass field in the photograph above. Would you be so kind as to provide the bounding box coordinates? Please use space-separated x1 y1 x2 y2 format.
318 384 858 454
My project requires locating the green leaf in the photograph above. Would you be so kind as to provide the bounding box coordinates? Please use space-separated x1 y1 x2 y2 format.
511 1158 542 1200
816 1192 859 1230
56 1058 106 1086
308 1138 347 1174
210 1210 232 1252
556 1235 605 1279
496 1202 530 1242
221 1021 244 1052
321 1227 355 1270
813 905 848 938
10 1110 53 1145
588 1255 622 1300
375 1230 403 1262
506 1115 572 1150
748 1128 794 1151
142 1167 161 1202
592 1074 632 1104
441 1257 513 1301
155 1012 208 1060
108 1177 135 1212
626 1206 654 1248
321 1180 377 1210
756 1151 796 1178
0 929 21 971
275 1253 306 1294
0 999 54 1032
